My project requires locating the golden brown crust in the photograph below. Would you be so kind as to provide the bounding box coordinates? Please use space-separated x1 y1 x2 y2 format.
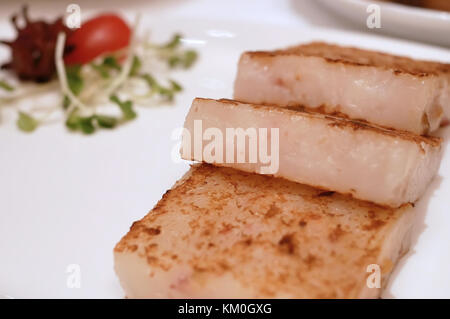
245 42 450 77
115 164 413 298
204 98 442 148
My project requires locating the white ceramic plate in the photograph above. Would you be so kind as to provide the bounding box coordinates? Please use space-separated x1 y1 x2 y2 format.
1 9 450 298
316 0 450 47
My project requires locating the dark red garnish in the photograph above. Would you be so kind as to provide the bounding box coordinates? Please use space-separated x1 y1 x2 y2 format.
0 6 72 82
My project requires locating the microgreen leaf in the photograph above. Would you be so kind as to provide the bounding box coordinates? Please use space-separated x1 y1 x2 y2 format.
141 74 168 98
162 33 182 49
119 101 137 120
65 109 80 130
158 87 174 101
66 64 83 96
0 80 14 92
167 55 180 68
167 50 197 69
129 56 142 76
17 112 38 132
78 116 95 134
62 95 71 109
170 80 182 92
65 109 96 134
103 56 121 71
95 115 118 128
141 73 158 89
141 74 182 101
91 56 122 78
91 63 110 78
110 95 137 121
182 50 197 68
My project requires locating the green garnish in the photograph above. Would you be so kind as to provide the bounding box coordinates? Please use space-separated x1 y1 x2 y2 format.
63 64 84 109
91 56 122 79
62 95 71 109
183 50 197 68
141 74 183 101
141 73 158 90
110 95 137 120
78 116 95 134
66 108 118 134
155 33 197 69
91 63 110 79
0 80 14 92
65 109 94 134
129 56 142 76
170 80 183 92
103 56 121 71
66 109 94 134
162 34 182 49
96 114 118 129
66 65 83 95
2 30 198 135
65 109 80 130
17 111 38 132
168 56 181 68
168 50 197 69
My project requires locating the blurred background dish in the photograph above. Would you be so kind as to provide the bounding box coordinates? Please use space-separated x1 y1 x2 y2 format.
316 0 450 47
381 0 450 12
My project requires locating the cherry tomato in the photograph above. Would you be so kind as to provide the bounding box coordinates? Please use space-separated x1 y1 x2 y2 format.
64 14 131 65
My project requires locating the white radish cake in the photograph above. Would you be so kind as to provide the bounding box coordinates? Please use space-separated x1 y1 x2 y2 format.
234 42 450 134
182 98 442 208
114 164 416 299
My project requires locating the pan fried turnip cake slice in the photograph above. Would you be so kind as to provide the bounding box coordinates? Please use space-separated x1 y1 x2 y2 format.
234 42 450 134
114 164 415 299
182 98 442 208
